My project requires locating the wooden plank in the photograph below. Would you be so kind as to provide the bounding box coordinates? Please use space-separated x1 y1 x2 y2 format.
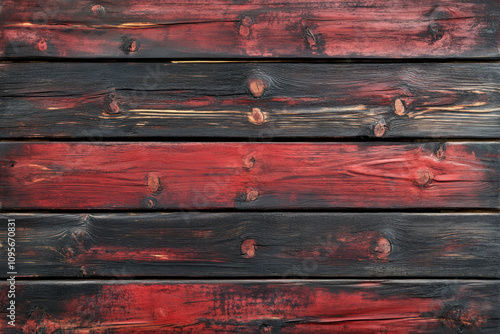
0 142 498 210
1 62 499 139
1 0 498 59
1 280 498 333
1 213 498 278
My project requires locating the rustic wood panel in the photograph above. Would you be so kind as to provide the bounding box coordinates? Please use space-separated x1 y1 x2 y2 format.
0 142 498 210
1 62 499 139
1 280 498 333
1 213 498 278
1 0 499 59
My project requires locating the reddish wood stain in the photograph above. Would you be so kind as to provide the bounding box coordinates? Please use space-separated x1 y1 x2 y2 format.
0 142 497 209
289 231 392 262
0 282 494 333
0 0 498 58
68 246 223 263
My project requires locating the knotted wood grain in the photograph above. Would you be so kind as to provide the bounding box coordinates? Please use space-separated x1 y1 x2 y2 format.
1 213 498 278
1 0 498 58
0 142 497 210
1 62 499 139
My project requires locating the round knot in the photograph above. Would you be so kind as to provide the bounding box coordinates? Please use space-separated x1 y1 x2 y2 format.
248 78 268 98
416 170 433 187
246 189 259 202
394 99 405 116
248 107 265 125
241 239 257 258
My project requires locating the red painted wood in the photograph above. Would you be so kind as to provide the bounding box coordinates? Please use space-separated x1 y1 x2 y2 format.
1 0 498 58
0 142 497 210
1 280 498 333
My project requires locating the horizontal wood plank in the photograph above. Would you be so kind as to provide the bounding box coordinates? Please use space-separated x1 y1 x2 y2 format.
1 213 498 278
1 280 499 333
1 0 499 58
1 62 499 139
0 142 498 210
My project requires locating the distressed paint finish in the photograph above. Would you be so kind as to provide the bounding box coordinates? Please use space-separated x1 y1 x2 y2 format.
0 213 498 278
0 142 498 210
1 0 499 331
0 62 499 139
0 280 498 333
1 0 499 58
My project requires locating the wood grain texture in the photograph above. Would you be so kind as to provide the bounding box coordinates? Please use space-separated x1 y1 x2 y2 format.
1 62 499 139
0 142 498 210
1 213 498 278
0 280 499 333
1 0 499 59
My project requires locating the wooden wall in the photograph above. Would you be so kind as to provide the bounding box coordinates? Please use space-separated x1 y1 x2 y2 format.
0 0 499 332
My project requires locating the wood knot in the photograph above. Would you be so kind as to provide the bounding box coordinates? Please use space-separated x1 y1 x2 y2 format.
434 146 446 160
147 173 162 193
120 36 140 55
241 239 257 258
248 78 268 98
145 197 158 208
416 170 433 187
35 38 47 52
248 107 265 125
239 16 253 37
241 16 253 27
373 122 386 137
246 189 259 202
303 26 325 54
71 229 86 245
91 4 106 15
243 155 256 169
373 237 391 260
394 99 406 116
428 22 445 43
105 92 120 114
108 101 120 114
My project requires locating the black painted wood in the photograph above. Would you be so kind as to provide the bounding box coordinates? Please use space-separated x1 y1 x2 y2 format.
1 213 498 278
0 62 498 139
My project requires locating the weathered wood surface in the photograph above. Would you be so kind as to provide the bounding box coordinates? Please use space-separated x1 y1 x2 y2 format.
1 213 498 278
1 62 499 139
0 142 498 210
1 280 499 333
1 0 499 59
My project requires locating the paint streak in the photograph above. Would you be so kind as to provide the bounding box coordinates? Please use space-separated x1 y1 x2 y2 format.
67 246 225 263
280 231 393 263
